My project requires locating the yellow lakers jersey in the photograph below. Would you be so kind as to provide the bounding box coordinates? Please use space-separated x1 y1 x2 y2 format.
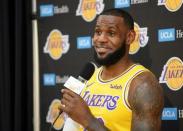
79 64 149 131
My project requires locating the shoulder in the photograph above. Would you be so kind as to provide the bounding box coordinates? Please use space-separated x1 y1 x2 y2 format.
130 71 159 92
128 71 164 114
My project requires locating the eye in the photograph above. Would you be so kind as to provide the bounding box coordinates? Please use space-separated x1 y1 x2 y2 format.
94 29 102 36
108 31 115 37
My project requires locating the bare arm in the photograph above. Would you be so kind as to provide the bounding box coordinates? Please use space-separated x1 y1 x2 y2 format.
128 72 164 131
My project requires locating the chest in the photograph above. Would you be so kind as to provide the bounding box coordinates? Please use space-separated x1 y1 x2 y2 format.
82 81 129 115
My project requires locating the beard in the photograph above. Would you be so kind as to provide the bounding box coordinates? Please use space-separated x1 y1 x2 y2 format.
94 41 126 66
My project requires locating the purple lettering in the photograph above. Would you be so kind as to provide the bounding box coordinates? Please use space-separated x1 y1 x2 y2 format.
82 91 91 104
168 70 175 78
95 95 105 106
82 91 119 110
82 91 89 99
162 66 168 81
107 96 119 110
83 2 96 11
88 95 98 106
168 69 183 78
180 70 183 77
101 95 112 107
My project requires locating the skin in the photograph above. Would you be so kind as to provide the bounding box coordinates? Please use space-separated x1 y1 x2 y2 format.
129 71 164 131
60 15 164 131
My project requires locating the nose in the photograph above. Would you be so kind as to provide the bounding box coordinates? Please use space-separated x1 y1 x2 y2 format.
96 33 108 43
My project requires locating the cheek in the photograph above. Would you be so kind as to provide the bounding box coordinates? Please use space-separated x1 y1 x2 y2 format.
110 38 123 48
93 36 96 41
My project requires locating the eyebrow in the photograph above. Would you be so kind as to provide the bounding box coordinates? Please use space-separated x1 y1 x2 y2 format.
95 24 120 30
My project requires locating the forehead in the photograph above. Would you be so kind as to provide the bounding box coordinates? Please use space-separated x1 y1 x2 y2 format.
95 15 125 28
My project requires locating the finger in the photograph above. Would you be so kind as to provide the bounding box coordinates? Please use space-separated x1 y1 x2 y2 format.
61 88 77 97
59 102 68 112
62 92 73 101
60 101 72 114
61 98 70 107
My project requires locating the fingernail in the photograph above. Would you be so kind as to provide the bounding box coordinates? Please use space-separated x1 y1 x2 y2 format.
61 89 64 92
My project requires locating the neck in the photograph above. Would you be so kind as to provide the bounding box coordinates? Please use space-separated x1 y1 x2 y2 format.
101 56 134 80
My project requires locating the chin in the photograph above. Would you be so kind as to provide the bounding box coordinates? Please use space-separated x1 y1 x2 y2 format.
97 52 110 59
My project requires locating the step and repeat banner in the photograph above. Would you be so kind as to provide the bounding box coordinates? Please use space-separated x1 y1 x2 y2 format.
37 0 183 131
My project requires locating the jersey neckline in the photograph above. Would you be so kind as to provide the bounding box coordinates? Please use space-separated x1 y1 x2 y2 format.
98 64 138 83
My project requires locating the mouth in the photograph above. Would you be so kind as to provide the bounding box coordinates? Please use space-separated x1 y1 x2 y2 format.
94 46 111 57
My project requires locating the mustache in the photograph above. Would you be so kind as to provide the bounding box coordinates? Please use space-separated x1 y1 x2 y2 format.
93 44 112 50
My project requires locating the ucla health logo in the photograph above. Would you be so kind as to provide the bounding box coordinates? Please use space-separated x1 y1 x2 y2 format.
129 22 149 54
158 28 175 42
158 28 183 42
131 0 148 4
44 29 70 60
162 108 177 120
43 73 56 86
114 0 149 8
158 0 183 12
115 0 130 8
43 74 69 86
159 57 183 91
77 36 91 49
76 0 105 22
40 4 69 17
40 5 54 17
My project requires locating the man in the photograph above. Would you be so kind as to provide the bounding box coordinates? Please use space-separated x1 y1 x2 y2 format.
60 8 164 131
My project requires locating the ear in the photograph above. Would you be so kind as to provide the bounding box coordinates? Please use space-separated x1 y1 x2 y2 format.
126 30 136 45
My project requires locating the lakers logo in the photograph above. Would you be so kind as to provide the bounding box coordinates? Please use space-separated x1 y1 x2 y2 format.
44 29 70 60
76 0 104 22
158 0 183 12
46 99 65 130
129 22 149 55
159 57 183 91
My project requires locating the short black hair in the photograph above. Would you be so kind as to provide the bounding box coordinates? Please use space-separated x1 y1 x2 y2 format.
100 8 134 30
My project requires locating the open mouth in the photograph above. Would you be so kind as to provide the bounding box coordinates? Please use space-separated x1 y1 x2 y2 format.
95 45 111 53
96 47 108 53
95 46 111 57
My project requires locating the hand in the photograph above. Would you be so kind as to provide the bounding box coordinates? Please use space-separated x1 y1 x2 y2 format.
60 88 94 128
